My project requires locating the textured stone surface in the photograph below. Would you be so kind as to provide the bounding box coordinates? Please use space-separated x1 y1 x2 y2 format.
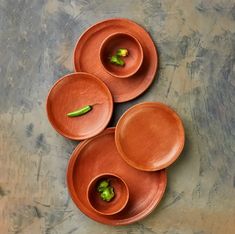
0 0 235 233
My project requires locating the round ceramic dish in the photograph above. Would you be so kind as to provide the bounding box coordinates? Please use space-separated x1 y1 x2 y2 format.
46 72 113 140
115 102 185 171
87 173 129 216
74 18 158 103
67 128 167 225
99 32 143 78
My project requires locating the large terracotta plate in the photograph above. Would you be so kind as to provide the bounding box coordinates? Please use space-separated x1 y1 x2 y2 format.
67 128 167 225
74 18 158 103
46 72 113 140
115 103 185 171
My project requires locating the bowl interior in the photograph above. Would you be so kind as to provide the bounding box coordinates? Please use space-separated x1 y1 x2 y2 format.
87 174 129 215
100 33 143 78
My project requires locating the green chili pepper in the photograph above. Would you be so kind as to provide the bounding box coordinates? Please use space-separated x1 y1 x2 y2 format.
97 180 115 202
109 55 125 66
97 180 109 192
116 48 128 57
67 105 92 117
100 187 115 202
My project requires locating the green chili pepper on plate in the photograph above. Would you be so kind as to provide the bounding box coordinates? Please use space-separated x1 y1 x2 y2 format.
67 105 92 117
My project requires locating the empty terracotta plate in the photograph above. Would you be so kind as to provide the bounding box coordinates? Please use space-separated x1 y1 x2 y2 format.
87 173 129 216
100 32 143 78
115 102 185 171
67 128 167 225
74 18 158 103
46 72 113 140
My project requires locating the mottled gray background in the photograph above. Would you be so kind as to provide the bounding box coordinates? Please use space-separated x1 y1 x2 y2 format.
0 0 235 233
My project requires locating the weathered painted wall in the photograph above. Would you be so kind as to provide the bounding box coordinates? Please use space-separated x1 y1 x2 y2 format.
0 0 234 233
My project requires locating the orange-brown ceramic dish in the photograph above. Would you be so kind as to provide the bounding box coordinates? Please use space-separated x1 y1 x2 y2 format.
115 102 185 171
46 72 113 140
99 32 143 78
87 173 129 216
67 128 167 225
74 18 158 103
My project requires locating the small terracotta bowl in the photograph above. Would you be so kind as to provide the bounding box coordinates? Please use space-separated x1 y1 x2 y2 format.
99 32 144 78
87 173 129 216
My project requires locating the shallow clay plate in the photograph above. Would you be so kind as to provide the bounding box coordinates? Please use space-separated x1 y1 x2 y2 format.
74 18 158 103
46 72 113 140
67 128 167 225
115 103 185 171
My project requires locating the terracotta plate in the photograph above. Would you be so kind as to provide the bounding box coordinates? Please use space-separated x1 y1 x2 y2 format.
67 128 167 225
46 72 113 140
115 103 185 171
74 18 158 103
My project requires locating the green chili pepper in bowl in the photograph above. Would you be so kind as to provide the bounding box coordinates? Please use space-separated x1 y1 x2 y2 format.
67 105 92 117
97 180 115 202
97 180 109 192
110 55 125 66
100 187 115 202
116 48 128 57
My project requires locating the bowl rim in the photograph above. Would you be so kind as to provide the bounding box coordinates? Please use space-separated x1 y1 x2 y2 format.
99 32 144 78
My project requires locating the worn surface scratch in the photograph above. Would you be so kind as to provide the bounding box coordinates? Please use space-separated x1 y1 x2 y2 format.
0 0 235 233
